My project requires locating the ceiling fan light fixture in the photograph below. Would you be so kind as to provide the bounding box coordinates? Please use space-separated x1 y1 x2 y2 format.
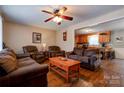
53 16 62 23
42 6 73 25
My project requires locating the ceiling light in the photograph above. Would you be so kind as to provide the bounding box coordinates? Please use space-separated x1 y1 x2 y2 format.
53 16 62 23
85 28 93 32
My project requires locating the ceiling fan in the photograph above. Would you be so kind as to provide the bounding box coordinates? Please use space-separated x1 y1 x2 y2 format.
42 6 73 25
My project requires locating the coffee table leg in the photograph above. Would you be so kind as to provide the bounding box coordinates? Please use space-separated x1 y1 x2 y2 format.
78 64 80 79
49 63 52 71
66 69 69 83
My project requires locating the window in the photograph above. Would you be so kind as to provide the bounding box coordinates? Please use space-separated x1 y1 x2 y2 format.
0 15 2 51
88 35 99 46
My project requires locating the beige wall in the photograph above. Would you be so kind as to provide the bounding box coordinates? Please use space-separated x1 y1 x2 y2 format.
3 22 56 53
56 28 75 52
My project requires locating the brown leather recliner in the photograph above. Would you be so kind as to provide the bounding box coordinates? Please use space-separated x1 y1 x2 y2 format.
48 46 65 57
23 45 46 63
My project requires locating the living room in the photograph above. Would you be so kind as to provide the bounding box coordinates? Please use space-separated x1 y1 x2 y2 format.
1 2 124 90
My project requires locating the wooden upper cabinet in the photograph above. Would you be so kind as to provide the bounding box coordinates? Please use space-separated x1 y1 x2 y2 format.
99 31 111 43
81 35 88 43
75 35 82 43
75 35 88 43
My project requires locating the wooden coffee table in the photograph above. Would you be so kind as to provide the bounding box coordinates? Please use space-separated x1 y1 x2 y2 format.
49 57 80 82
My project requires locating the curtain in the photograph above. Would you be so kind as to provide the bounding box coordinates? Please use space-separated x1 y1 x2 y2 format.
0 15 3 51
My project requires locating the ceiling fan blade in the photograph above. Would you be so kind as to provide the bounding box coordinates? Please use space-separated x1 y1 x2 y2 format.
60 15 73 21
62 7 67 11
57 22 61 25
59 7 67 14
44 17 54 22
42 10 53 14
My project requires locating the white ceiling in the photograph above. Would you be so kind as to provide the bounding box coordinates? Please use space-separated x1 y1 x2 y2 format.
76 17 124 35
0 5 124 30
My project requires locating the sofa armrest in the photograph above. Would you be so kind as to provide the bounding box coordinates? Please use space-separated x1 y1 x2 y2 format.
48 51 58 57
88 54 100 65
60 50 65 56
66 51 74 57
30 53 45 59
16 53 30 59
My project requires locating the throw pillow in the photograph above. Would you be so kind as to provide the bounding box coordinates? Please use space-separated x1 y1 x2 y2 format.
74 48 83 56
0 55 18 73
0 48 17 59
0 53 18 66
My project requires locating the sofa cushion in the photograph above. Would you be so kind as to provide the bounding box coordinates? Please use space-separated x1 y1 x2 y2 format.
33 54 44 59
49 46 61 52
0 55 18 73
84 51 96 57
68 55 79 60
18 57 36 67
23 46 38 53
78 56 89 63
73 48 84 56
68 55 89 63
8 63 48 81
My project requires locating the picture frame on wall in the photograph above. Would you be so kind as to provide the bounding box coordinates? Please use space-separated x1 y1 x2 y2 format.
32 32 41 43
114 36 124 46
115 36 123 43
63 31 67 41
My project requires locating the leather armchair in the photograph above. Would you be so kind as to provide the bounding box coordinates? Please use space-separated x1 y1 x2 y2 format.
23 45 46 63
48 46 65 57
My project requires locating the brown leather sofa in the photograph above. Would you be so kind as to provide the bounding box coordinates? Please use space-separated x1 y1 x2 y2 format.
48 46 65 57
0 48 49 87
23 45 46 63
67 47 101 71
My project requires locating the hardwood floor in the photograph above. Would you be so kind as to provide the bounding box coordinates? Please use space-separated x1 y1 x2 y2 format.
45 59 124 87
